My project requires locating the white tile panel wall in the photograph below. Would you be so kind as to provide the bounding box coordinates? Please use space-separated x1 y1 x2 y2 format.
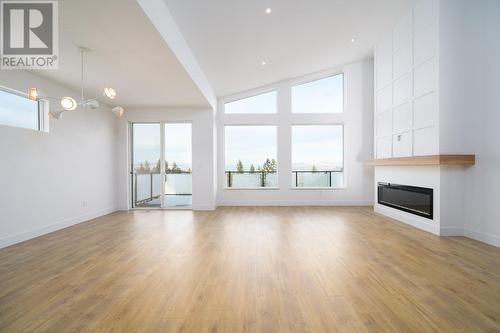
377 58 392 88
376 84 392 112
377 110 393 137
413 126 438 155
376 136 393 158
393 74 411 106
413 92 436 129
377 35 393 62
413 59 435 97
393 46 411 79
393 103 412 133
414 25 437 65
393 13 412 52
375 0 439 158
393 132 412 157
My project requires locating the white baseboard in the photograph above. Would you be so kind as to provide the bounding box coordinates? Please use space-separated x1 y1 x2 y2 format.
464 228 500 248
374 204 440 235
0 207 118 249
439 227 464 236
374 205 500 248
192 205 217 211
217 200 373 207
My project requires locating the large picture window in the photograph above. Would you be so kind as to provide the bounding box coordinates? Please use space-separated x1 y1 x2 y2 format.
292 74 343 113
0 88 41 131
224 125 277 188
220 70 346 192
291 125 344 188
224 91 276 114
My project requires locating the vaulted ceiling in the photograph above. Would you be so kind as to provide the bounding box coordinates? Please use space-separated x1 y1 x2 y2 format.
30 0 418 107
164 0 418 96
31 0 210 108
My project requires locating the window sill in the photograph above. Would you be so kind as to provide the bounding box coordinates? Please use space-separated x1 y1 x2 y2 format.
291 187 347 190
224 187 280 190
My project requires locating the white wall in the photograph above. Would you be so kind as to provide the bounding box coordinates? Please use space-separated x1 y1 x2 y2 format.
116 107 216 210
0 71 119 248
217 60 374 206
460 0 500 247
437 0 500 246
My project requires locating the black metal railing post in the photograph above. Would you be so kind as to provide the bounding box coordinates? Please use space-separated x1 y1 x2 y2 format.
290 170 343 188
134 173 138 207
150 173 153 201
227 171 232 188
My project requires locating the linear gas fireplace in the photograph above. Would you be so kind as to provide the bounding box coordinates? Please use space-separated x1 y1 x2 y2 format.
378 183 433 219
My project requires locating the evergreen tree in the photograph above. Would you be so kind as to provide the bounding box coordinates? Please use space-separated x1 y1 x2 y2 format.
236 160 244 173
165 160 169 171
249 164 255 173
262 158 277 173
171 162 181 173
262 158 271 172
155 159 161 173
312 165 317 172
144 161 151 173
261 158 277 187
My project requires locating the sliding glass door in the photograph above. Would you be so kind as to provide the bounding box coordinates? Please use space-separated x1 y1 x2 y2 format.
131 123 162 207
131 122 192 209
163 123 192 207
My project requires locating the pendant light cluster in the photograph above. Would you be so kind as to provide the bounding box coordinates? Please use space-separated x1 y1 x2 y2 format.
27 47 124 119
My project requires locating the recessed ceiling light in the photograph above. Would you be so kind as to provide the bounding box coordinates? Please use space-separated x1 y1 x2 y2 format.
261 61 267 66
265 8 272 14
350 37 356 43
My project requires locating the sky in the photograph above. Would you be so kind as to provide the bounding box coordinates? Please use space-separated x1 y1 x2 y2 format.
0 89 39 130
225 126 277 170
133 123 192 169
292 74 343 114
291 125 343 170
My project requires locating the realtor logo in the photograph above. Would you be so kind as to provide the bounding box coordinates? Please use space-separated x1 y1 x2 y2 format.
1 0 58 69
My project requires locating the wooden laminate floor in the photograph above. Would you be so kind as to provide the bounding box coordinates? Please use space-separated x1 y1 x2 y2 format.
1 207 500 332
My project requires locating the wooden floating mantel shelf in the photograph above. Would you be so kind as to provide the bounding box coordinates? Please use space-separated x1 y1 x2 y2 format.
367 155 475 166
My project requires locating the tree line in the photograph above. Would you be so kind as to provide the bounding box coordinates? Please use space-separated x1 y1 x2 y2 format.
234 159 318 172
235 158 277 173
135 159 191 174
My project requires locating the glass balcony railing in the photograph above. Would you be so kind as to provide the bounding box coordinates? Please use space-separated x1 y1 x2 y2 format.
224 170 344 188
292 170 344 188
132 171 192 207
225 171 277 188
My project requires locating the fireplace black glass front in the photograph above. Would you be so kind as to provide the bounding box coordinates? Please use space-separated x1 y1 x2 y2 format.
377 183 433 219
